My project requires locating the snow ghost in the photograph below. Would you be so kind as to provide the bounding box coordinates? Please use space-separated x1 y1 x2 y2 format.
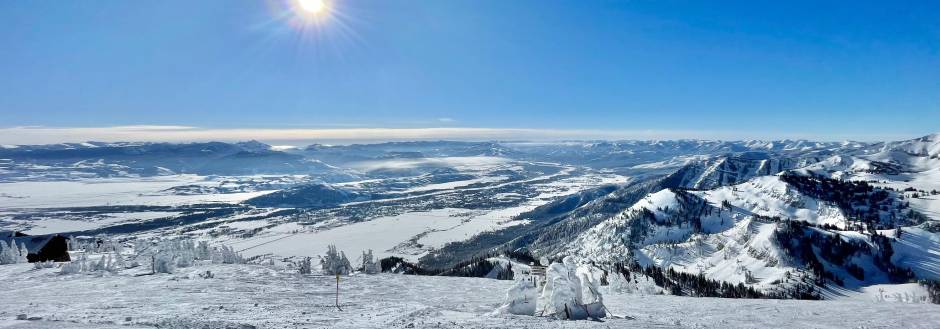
522 256 606 320
537 256 583 317
494 279 538 316
495 256 606 319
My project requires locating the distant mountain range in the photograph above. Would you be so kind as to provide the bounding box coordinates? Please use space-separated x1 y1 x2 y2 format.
0 136 920 181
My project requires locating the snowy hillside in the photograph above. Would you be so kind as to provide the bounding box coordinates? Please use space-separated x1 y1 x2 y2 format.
568 171 939 298
696 176 849 227
793 134 940 225
868 133 940 170
666 154 811 189
569 188 801 294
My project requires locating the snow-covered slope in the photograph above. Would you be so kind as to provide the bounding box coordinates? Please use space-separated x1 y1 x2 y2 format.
797 134 940 177
569 188 796 292
567 173 937 297
868 133 940 170
2 262 938 328
696 176 849 227
791 133 940 225
667 154 814 189
795 155 903 178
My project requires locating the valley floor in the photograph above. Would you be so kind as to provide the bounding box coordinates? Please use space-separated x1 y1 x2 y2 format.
1 263 938 329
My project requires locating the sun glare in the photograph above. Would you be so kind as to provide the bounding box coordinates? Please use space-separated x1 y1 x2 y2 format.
272 0 358 57
297 0 327 15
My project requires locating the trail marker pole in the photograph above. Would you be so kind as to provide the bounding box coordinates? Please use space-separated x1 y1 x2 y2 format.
335 273 343 311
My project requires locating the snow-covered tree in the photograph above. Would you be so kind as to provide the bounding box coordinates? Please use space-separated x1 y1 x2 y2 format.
211 245 243 264
58 249 124 274
361 249 380 274
138 238 242 273
59 257 83 274
62 237 243 275
67 236 78 252
94 254 109 272
537 257 582 317
33 260 55 269
152 250 176 274
195 241 212 260
534 256 606 320
174 240 196 268
0 240 12 264
580 272 603 305
18 242 29 263
494 278 538 315
321 245 352 275
111 250 126 270
0 240 26 265
298 257 312 275
138 238 197 274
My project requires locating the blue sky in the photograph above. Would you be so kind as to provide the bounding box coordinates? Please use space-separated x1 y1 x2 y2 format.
0 0 938 143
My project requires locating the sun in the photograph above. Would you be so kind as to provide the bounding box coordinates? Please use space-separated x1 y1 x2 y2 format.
297 0 327 15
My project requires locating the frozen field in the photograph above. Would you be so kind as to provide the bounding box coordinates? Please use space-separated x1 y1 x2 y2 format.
0 262 937 329
7 211 181 235
228 202 542 261
226 209 498 260
0 175 275 209
222 171 629 261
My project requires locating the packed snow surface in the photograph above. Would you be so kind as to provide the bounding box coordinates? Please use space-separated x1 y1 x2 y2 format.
1 263 938 328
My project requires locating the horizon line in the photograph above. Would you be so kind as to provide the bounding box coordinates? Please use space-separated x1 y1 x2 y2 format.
0 125 933 146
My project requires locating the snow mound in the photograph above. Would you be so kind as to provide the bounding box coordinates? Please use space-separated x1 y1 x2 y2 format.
695 175 849 227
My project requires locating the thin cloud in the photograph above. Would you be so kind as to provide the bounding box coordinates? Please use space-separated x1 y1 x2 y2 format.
0 125 926 145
